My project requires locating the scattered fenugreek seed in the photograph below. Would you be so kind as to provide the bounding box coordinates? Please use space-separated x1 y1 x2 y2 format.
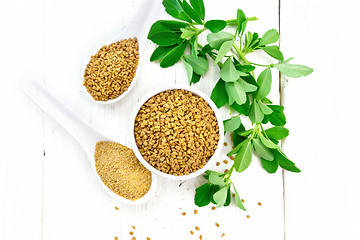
182 212 186 216
215 223 220 227
147 238 151 240
195 226 200 231
132 226 136 230
232 193 235 198
223 160 228 164
216 162 220 166
258 202 262 206
224 169 228 173
132 237 136 240
211 206 216 210
129 231 134 235
95 141 151 201
242 199 245 203
247 215 250 218
114 206 119 210
200 235 203 240
190 231 194 235
230 156 235 160
194 209 198 214
134 89 220 176
83 38 139 101
114 237 118 240
224 142 228 146
221 233 225 238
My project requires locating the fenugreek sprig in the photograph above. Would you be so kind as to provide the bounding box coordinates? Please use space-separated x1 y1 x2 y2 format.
147 0 312 210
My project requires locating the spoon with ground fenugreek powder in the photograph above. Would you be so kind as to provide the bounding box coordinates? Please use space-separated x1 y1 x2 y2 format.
23 80 156 203
82 0 162 104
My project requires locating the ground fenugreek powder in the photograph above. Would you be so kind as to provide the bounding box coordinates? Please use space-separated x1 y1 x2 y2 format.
95 141 151 200
83 38 139 101
134 89 220 176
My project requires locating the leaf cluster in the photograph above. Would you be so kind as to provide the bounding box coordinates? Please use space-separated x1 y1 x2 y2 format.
148 0 312 210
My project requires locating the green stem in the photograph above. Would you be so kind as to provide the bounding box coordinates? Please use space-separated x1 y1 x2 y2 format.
249 62 271 67
226 16 258 25
233 42 250 64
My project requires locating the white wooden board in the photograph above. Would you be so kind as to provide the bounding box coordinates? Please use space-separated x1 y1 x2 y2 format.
1 0 359 239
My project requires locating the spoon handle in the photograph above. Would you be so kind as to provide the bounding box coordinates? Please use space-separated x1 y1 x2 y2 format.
23 80 105 158
114 0 163 47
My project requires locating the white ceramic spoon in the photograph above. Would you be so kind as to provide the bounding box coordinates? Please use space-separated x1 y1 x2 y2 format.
82 0 162 104
23 80 156 204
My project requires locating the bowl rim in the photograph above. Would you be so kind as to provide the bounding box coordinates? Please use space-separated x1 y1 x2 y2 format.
128 86 224 181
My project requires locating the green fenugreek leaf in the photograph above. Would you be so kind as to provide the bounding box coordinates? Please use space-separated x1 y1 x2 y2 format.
261 45 284 61
224 116 241 132
214 40 234 65
150 45 178 62
220 58 240 82
205 20 227 33
183 55 208 75
259 29 280 46
253 138 274 161
249 101 264 123
207 31 234 50
182 59 193 84
274 63 313 78
234 139 253 172
265 126 289 140
257 101 273 115
233 185 246 210
189 0 205 20
208 173 225 186
213 186 228 207
255 67 272 100
261 157 279 174
225 81 247 105
194 183 213 207
182 0 203 24
259 135 279 149
210 79 228 108
160 41 187 68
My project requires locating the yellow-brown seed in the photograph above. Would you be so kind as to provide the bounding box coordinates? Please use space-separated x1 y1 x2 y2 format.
221 233 225 238
114 206 119 210
147 238 151 240
215 223 220 227
195 226 200 231
216 162 220 166
132 226 136 230
246 215 250 218
232 193 235 198
224 142 228 146
134 89 220 176
190 231 194 235
182 212 186 216
258 202 262 206
200 235 203 240
230 156 235 160
211 206 216 210
194 209 198 214
83 38 139 101
129 231 134 235
242 199 245 203
223 160 228 164
132 237 136 240
114 237 118 240
95 141 151 201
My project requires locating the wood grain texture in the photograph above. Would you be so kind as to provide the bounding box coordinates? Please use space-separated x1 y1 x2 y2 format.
280 0 360 239
2 0 358 239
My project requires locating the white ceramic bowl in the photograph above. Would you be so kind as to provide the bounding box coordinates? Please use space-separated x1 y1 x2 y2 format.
129 86 224 181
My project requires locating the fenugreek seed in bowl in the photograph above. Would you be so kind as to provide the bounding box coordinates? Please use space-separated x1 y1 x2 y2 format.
83 38 139 103
129 87 224 180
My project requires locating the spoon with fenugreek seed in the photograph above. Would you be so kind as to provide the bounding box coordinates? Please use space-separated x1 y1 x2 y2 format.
23 80 156 204
82 0 162 104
